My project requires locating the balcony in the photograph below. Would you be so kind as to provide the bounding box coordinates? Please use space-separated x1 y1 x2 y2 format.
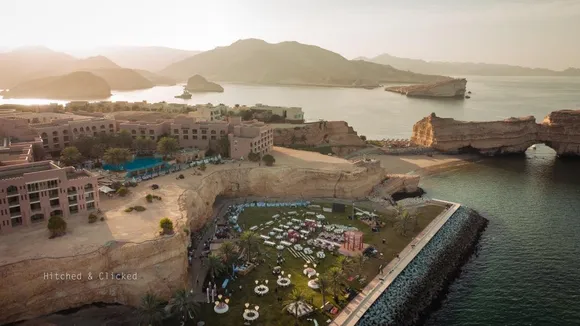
8 198 20 206
10 210 22 218
7 189 19 196
49 190 59 199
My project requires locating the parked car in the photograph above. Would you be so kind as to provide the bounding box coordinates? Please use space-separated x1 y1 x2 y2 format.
363 246 378 257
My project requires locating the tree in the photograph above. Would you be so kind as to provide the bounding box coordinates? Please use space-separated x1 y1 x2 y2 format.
159 217 174 234
133 137 157 155
115 130 134 148
138 292 165 326
336 256 351 273
283 289 309 326
217 136 230 158
326 267 344 301
73 135 95 158
360 135 367 141
207 253 225 281
241 110 254 121
219 241 238 275
169 289 199 323
318 274 330 307
90 143 107 161
157 137 179 158
262 154 275 166
60 146 82 167
240 231 260 261
348 254 367 277
247 152 260 162
199 163 207 171
103 148 132 169
32 143 46 161
394 205 417 237
47 215 67 238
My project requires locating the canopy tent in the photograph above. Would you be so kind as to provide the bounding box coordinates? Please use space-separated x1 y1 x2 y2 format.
99 186 115 194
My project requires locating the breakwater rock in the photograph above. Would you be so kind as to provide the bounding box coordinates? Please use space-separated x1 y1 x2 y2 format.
385 78 467 98
357 206 488 326
411 110 580 156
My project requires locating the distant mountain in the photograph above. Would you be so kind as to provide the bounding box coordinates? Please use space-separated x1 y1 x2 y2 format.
0 47 173 91
160 39 449 87
95 46 201 71
360 54 580 77
0 71 111 99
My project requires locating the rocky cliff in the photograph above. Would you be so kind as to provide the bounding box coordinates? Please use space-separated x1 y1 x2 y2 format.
274 121 367 156
385 78 466 98
185 74 224 93
0 161 398 324
411 110 580 156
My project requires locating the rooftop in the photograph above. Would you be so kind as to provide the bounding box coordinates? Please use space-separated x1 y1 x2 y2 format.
0 161 59 181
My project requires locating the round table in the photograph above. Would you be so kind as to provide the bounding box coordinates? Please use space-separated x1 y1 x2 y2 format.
277 277 291 287
308 279 320 289
303 248 313 255
243 309 259 322
254 285 269 296
316 251 326 259
276 245 285 250
303 267 317 278
214 303 229 314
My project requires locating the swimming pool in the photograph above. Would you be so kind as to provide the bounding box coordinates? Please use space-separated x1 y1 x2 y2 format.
103 156 164 172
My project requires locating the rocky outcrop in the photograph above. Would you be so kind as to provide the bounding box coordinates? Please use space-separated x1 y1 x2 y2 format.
411 110 580 156
385 78 466 98
0 72 112 100
185 74 224 93
0 161 400 324
274 121 367 156
538 110 580 156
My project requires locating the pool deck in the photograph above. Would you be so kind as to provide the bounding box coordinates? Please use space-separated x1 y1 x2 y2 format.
331 199 461 326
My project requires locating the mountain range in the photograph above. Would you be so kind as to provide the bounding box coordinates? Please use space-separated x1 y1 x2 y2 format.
160 39 449 87
357 54 580 77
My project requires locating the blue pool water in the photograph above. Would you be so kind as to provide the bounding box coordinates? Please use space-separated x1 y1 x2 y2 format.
102 156 164 172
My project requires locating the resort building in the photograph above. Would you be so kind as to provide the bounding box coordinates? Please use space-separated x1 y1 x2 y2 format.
118 120 171 141
34 118 117 152
0 161 99 234
171 116 229 148
228 117 274 159
0 117 43 166
252 104 304 122
188 105 224 121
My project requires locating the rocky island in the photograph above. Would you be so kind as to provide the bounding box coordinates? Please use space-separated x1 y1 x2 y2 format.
185 74 224 93
0 71 112 100
411 110 580 156
385 78 467 98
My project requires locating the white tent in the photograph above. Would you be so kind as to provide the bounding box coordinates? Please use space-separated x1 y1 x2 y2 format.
99 186 115 194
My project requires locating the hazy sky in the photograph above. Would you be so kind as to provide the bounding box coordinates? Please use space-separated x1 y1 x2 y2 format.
1 0 579 69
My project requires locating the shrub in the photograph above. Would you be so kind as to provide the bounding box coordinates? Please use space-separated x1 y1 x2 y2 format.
124 207 134 212
262 154 275 166
133 206 147 212
184 228 190 235
159 217 174 234
145 194 153 203
47 215 67 238
100 216 105 221
199 163 207 171
117 186 129 197
153 195 162 201
360 135 367 141
248 152 260 162
88 213 98 223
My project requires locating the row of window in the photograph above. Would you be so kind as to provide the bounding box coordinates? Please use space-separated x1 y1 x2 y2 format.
181 135 217 141
173 129 225 135
3 184 93 197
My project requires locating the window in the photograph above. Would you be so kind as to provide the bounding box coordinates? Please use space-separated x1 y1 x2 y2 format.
109 124 114 129
87 202 95 210
63 130 68 135
220 130 225 135
202 136 207 140
140 130 146 134
192 129 198 134
131 130 137 134
80 127 84 132
50 199 60 207
211 130 216 134
150 136 155 140
193 136 198 140
11 217 23 227
100 125 105 129
52 131 58 136
53 137 59 142
73 128 78 133
201 130 207 134
183 135 189 140
92 126 97 131
85 183 94 191
30 202 42 211
41 132 48 138
174 129 179 134
211 136 216 140
55 144 60 148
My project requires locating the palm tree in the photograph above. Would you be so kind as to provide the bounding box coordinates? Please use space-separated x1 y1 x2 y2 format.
169 289 199 323
218 241 238 274
207 253 225 281
60 146 82 167
317 274 330 307
348 254 367 277
336 256 351 273
138 292 165 326
240 231 260 262
283 289 308 326
103 147 132 169
326 267 344 302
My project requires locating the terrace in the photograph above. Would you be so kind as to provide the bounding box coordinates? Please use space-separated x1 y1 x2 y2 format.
197 200 444 325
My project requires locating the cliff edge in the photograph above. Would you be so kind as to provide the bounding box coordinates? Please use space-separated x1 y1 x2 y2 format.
411 110 580 156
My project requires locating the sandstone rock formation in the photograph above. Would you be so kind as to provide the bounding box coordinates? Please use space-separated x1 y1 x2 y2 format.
0 161 421 324
411 110 580 156
185 74 224 93
385 78 467 98
274 121 367 156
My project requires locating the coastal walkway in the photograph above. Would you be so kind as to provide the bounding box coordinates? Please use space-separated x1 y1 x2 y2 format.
331 199 460 326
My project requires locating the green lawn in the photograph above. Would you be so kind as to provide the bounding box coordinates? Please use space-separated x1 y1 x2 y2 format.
195 202 444 326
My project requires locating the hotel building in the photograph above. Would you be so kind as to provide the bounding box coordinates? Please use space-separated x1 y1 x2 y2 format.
118 120 170 141
0 161 99 234
33 117 117 152
228 117 274 159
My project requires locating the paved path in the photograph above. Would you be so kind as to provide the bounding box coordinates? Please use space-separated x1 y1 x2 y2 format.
331 200 460 326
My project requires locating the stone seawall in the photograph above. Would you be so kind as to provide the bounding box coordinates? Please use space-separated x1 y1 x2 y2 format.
0 161 400 324
357 207 488 326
